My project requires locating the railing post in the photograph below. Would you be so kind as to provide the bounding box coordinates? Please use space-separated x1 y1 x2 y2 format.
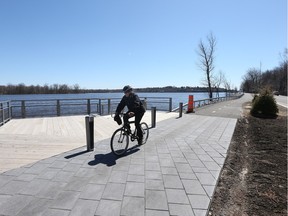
151 106 156 128
179 102 183 118
7 101 11 120
98 99 102 115
57 100 60 116
21 100 26 118
1 103 3 124
87 99 91 115
169 98 172 112
108 99 111 115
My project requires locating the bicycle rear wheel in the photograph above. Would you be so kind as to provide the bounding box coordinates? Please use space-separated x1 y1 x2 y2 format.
140 122 149 144
110 128 129 156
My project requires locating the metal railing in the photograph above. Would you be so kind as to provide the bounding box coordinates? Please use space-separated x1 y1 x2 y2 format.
0 101 12 126
172 93 244 112
10 97 172 118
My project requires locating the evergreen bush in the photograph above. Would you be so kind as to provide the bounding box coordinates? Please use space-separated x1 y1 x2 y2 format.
250 88 279 117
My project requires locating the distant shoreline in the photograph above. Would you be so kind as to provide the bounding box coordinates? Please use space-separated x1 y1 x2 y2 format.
0 84 230 95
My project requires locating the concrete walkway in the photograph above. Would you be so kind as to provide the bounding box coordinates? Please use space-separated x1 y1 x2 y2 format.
0 95 254 216
0 111 178 173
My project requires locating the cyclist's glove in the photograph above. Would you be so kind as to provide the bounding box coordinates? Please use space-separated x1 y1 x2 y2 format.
114 114 122 125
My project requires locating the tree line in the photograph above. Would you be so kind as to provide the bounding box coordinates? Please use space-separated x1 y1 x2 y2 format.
0 83 231 95
0 83 82 95
241 50 287 95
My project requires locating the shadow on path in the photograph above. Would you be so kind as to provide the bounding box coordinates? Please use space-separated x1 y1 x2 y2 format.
88 145 140 167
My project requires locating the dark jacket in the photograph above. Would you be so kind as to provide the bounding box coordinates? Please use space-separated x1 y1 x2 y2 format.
116 93 146 114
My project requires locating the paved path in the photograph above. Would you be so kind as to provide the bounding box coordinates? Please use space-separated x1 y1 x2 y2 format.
193 94 253 118
0 95 253 216
0 111 178 173
275 95 288 108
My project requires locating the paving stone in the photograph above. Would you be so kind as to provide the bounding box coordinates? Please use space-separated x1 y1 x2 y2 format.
64 177 89 192
16 173 37 181
16 198 51 216
144 155 159 162
145 179 165 191
197 154 214 162
49 160 68 169
188 194 211 209
0 194 12 204
95 199 122 216
195 173 217 185
80 183 105 200
69 199 99 216
146 210 170 216
188 159 205 168
128 164 145 175
124 182 145 197
37 181 67 199
193 209 207 216
203 185 215 197
36 168 60 180
127 174 145 182
42 208 70 216
182 179 206 195
166 189 190 204
179 172 197 180
145 171 162 180
53 170 75 182
89 174 110 184
203 161 221 171
172 157 188 163
145 162 161 171
146 190 168 210
0 194 34 215
51 191 81 210
159 158 175 167
24 163 49 174
102 183 125 200
0 180 27 195
175 163 193 173
192 167 210 173
161 167 178 175
121 196 145 216
0 175 14 187
169 203 195 216
2 167 27 177
75 167 97 178
209 170 221 179
131 158 145 165
63 163 82 172
109 170 128 183
19 179 48 195
163 175 183 189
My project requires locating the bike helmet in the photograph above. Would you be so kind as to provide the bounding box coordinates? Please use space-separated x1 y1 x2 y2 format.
123 85 132 93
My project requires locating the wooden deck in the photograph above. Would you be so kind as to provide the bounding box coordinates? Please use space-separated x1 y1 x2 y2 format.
0 111 178 173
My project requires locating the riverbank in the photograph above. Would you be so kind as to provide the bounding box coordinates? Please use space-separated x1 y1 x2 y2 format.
209 103 287 215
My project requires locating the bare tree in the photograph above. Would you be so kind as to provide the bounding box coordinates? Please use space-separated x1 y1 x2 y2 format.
213 70 225 98
197 33 217 99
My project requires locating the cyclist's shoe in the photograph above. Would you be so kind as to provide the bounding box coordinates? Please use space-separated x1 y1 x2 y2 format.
138 138 143 145
123 127 131 135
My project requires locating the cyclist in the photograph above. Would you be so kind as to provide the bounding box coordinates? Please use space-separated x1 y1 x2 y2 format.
114 85 146 145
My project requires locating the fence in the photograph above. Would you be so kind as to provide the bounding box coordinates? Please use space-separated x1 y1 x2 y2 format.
9 97 173 118
0 101 12 126
172 94 244 112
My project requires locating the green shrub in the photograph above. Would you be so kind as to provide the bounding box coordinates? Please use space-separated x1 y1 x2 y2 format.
250 88 279 117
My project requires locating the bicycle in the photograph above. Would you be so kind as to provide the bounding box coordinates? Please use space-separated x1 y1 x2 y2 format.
110 113 149 156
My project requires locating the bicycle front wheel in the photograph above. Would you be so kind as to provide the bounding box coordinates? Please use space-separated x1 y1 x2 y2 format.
141 122 149 144
110 128 129 156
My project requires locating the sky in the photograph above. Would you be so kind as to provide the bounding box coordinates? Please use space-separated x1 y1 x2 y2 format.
0 0 287 90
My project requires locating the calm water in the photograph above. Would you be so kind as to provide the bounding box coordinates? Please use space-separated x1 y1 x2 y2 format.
0 92 226 108
0 92 227 118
